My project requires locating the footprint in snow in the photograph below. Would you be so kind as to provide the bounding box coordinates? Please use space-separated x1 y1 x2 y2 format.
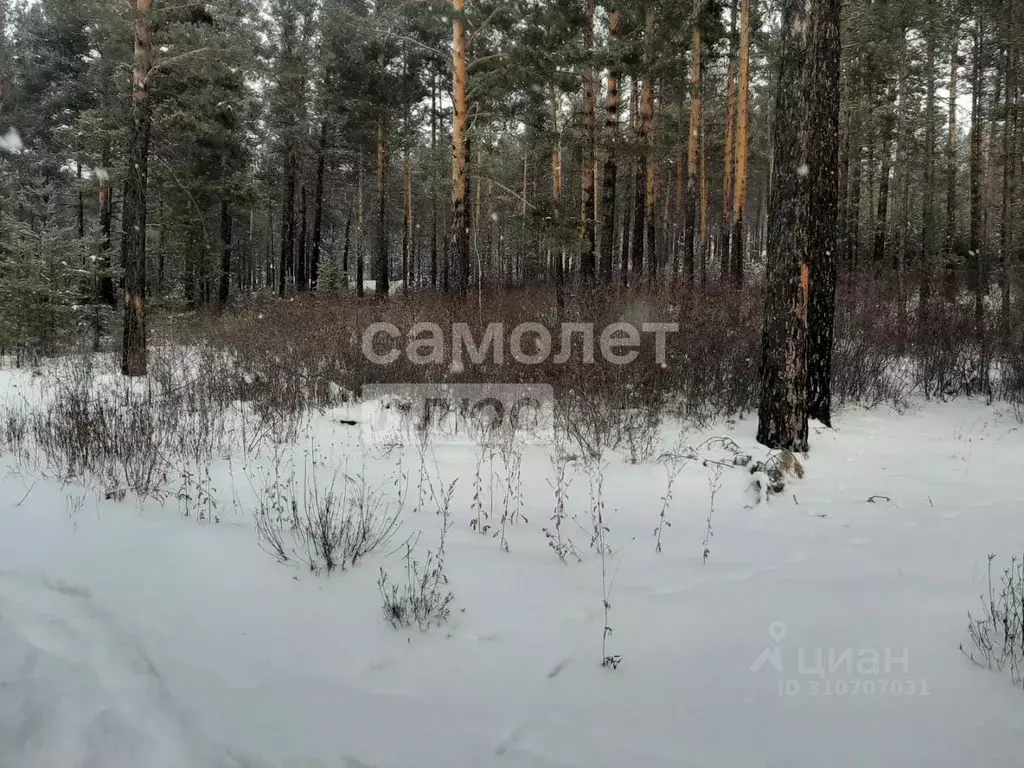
0 571 223 768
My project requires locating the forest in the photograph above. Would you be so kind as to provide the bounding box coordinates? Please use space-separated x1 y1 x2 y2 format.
0 0 1021 450
2 3 1024 765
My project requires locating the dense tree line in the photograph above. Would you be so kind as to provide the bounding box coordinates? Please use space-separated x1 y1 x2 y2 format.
0 0 1021 448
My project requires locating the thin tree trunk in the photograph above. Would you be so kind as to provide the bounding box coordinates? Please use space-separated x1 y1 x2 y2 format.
218 195 231 307
873 84 895 269
721 0 739 280
450 0 470 297
278 151 295 297
683 4 702 284
621 77 637 287
297 185 307 292
403 147 412 294
310 117 327 292
98 142 115 306
431 70 439 289
731 0 751 286
921 20 937 323
945 19 960 297
581 0 597 285
552 90 565 309
599 9 620 286
357 162 365 298
970 15 987 391
120 0 153 377
376 115 389 298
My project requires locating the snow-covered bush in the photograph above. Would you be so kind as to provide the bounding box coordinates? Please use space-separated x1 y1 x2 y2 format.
378 476 456 631
251 455 404 575
961 553 1024 690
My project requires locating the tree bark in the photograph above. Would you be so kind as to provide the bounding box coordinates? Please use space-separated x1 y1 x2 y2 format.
921 19 937 322
121 0 153 377
311 117 327 292
376 116 389 298
218 195 231 307
683 4 701 285
297 184 308 292
580 0 597 286
945 19 960 297
450 0 470 297
721 0 739 280
756 0 811 451
731 0 751 286
599 10 620 286
807 0 840 427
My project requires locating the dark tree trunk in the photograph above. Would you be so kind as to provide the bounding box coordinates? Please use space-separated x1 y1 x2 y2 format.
620 76 637 288
756 0 811 451
342 210 351 284
218 196 231 307
431 71 439 289
297 185 308 292
945 20 960 296
278 150 295 297
599 10 620 285
631 159 646 282
970 15 987 391
310 118 327 292
580 0 597 286
873 85 895 269
806 0 840 427
376 118 389 298
98 142 115 306
921 24 937 323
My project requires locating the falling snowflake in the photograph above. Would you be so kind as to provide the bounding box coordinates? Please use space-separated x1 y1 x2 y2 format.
797 163 809 177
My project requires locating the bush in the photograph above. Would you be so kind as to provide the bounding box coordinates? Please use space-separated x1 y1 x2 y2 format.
961 553 1024 690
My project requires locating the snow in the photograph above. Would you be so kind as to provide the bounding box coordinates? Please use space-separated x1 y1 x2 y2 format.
1 363 1024 767
0 127 24 154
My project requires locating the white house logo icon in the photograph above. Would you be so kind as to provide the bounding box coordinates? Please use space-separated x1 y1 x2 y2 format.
750 621 788 674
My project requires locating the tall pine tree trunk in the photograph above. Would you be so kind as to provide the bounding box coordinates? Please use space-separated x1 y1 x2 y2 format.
430 71 439 289
581 0 597 285
357 162 365 298
1000 35 1016 333
121 0 153 377
403 147 412 294
921 20 937 322
450 0 470 298
806 0 840 427
945 19 960 297
218 196 231 307
376 116 389 298
297 185 308 292
311 117 327 292
683 4 702 285
872 84 895 270
970 15 987 391
756 0 811 451
278 151 295 297
552 91 565 309
98 142 115 306
721 0 739 280
599 10 620 286
731 0 751 286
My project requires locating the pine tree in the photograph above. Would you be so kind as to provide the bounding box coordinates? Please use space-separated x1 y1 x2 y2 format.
757 0 812 451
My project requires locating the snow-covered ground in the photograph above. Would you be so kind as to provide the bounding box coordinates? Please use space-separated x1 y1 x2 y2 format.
1 363 1023 768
